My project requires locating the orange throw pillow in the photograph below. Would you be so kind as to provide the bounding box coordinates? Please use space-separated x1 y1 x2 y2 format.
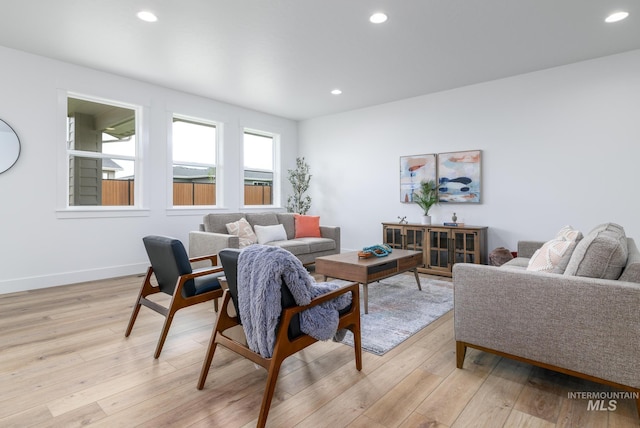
294 214 321 238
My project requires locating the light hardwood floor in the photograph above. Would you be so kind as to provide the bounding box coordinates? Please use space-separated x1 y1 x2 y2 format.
1 273 638 427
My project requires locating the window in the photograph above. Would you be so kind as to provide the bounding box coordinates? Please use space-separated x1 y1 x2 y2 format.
172 116 217 206
243 130 275 206
67 96 138 206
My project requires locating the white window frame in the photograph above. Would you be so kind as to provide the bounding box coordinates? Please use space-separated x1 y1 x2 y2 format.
242 128 280 208
169 114 221 209
57 91 147 218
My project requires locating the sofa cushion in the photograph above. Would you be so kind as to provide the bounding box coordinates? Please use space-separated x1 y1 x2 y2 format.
203 213 243 233
502 257 530 269
225 217 258 248
294 214 321 238
295 237 336 253
269 239 310 256
254 224 287 244
276 213 296 240
564 223 628 279
618 238 640 283
245 212 279 229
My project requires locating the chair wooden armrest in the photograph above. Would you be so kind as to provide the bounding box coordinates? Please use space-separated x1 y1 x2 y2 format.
197 248 362 428
188 253 218 266
181 265 224 281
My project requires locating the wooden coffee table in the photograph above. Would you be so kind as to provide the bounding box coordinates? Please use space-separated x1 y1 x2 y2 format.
315 249 423 314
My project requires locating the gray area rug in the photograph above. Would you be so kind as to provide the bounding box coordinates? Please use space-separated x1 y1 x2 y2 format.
337 274 453 355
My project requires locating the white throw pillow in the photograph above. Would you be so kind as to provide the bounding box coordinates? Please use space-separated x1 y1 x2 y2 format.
254 224 288 244
225 217 258 248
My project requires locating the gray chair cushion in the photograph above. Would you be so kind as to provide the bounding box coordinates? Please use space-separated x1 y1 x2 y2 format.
143 235 221 297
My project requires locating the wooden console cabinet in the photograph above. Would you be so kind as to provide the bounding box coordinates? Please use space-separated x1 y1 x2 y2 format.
382 222 488 277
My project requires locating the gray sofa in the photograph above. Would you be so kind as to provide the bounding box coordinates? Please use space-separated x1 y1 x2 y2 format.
454 223 640 415
189 212 340 265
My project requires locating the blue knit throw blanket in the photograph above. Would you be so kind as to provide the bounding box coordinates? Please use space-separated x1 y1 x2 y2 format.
238 245 351 357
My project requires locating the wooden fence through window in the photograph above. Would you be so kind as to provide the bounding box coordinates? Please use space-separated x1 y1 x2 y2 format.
102 180 272 206
102 179 134 206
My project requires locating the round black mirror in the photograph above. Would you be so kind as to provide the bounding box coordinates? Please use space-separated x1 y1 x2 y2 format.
0 119 20 174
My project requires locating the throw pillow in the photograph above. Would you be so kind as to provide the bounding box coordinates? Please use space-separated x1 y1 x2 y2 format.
254 224 288 244
294 214 321 238
527 238 577 274
564 223 628 279
618 238 640 283
555 225 583 242
225 217 258 248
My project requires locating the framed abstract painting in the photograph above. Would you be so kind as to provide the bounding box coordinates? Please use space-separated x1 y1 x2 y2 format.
437 150 481 203
400 154 436 203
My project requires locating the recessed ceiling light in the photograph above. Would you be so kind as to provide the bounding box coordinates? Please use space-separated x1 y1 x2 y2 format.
137 11 158 22
605 11 629 23
370 12 388 24
331 89 342 95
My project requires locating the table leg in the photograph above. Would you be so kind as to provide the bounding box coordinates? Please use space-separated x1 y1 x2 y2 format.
363 282 369 314
413 269 422 291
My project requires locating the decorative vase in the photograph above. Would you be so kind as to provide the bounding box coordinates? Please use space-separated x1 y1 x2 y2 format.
421 215 431 225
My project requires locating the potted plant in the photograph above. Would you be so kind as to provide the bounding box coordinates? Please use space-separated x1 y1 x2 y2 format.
413 179 438 224
286 157 312 215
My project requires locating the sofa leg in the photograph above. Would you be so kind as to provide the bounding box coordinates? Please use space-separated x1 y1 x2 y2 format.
456 341 467 369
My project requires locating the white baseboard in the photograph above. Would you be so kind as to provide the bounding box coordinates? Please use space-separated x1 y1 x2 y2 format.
0 263 148 295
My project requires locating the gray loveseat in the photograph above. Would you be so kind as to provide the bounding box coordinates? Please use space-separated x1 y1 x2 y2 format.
189 212 340 265
454 223 640 415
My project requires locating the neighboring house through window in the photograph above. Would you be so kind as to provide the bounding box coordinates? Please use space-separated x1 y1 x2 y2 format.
172 116 218 206
66 95 138 207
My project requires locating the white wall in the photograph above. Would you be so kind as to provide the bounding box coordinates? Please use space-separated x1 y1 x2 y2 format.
2 45 639 294
0 46 297 294
299 50 640 253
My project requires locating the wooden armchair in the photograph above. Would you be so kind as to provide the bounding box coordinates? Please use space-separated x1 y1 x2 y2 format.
125 235 224 358
197 248 362 427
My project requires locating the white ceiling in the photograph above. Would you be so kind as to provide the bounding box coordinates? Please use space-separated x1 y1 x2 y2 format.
1 1 639 120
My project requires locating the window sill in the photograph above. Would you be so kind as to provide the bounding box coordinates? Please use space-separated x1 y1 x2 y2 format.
56 207 150 219
166 206 224 216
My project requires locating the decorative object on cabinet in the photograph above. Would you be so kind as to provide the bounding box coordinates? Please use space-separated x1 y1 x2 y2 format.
0 118 20 174
437 150 481 203
400 153 436 203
